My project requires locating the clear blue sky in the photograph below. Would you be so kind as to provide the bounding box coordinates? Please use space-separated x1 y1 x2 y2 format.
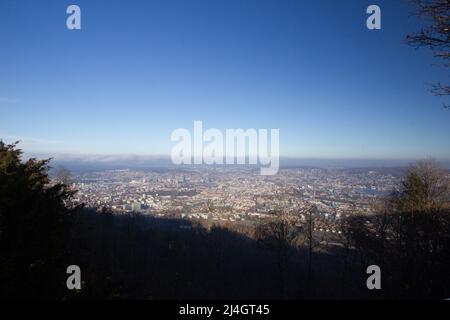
1 0 449 159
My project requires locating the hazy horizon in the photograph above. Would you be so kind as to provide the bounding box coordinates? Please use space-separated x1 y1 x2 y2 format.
17 151 450 172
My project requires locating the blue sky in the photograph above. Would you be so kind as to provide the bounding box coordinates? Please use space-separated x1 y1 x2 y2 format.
0 0 449 159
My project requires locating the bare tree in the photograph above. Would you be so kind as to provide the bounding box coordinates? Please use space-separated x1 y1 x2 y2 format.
392 159 450 211
343 159 450 298
301 204 318 295
255 211 297 298
406 0 450 106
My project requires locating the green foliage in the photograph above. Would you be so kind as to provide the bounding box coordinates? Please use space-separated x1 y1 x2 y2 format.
0 141 78 299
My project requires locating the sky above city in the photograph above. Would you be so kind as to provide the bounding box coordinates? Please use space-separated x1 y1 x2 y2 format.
0 0 449 160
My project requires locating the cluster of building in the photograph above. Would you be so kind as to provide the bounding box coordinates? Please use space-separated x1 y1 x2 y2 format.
70 166 400 231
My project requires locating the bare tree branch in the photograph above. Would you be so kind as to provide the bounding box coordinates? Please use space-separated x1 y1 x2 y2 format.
407 0 450 104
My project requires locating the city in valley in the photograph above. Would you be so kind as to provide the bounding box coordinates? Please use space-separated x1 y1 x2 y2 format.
69 166 402 236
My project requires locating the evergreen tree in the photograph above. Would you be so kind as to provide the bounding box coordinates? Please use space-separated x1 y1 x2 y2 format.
0 141 78 298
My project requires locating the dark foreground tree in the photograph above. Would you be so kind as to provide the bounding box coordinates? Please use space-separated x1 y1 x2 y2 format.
0 141 78 299
406 0 450 105
344 160 450 299
255 212 297 298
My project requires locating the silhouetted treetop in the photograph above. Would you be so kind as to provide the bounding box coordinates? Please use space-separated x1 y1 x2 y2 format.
0 140 78 299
